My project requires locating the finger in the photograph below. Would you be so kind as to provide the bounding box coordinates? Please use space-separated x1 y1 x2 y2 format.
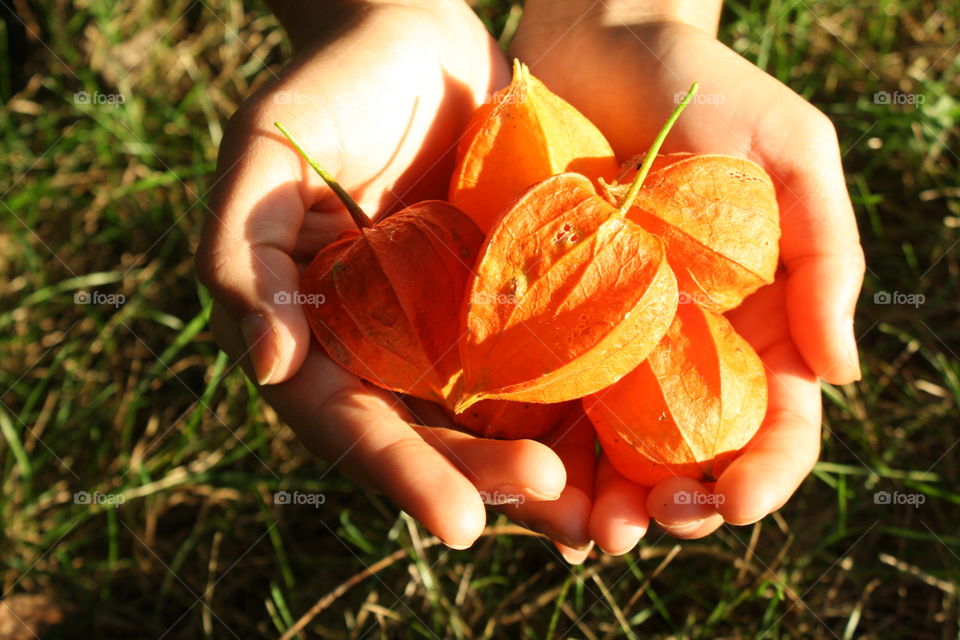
647 477 719 525
196 126 306 386
785 253 864 384
589 455 650 556
308 386 488 548
656 513 725 539
553 540 594 565
403 396 457 428
211 304 487 548
413 426 567 502
539 407 596 496
196 114 354 386
765 118 865 385
726 276 789 354
496 410 596 550
715 340 821 525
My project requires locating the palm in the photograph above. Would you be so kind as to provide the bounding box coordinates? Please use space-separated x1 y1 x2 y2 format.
513 22 796 161
234 5 509 267
199 3 596 552
514 18 861 381
511 19 843 544
720 278 822 520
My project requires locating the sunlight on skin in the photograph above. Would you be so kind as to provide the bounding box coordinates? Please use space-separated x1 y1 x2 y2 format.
414 426 569 504
587 279 822 548
510 6 861 549
198 0 858 557
589 456 650 555
198 3 591 550
468 411 595 562
510 19 864 386
647 477 719 525
211 303 576 548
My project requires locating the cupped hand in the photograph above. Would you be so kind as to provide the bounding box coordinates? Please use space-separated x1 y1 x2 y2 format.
582 277 820 549
195 1 576 550
511 9 861 550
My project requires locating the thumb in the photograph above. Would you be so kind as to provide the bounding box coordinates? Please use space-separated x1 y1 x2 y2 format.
195 116 324 385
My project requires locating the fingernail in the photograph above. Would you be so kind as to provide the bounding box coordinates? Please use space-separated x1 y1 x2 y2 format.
726 517 760 526
559 541 594 564
844 318 861 380
565 539 593 551
528 489 563 501
496 484 561 502
657 516 705 533
240 314 278 385
537 525 576 548
598 543 636 557
443 541 472 550
525 520 589 550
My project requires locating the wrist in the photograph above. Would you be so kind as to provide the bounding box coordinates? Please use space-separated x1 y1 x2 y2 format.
521 0 722 38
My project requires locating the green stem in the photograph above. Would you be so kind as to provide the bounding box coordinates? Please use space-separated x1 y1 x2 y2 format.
616 81 700 217
274 121 372 230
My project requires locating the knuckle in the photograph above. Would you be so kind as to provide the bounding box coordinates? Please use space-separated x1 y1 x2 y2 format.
829 247 866 279
224 96 270 140
806 110 840 149
194 243 235 294
373 436 431 469
369 435 458 492
217 93 278 163
850 245 866 276
193 244 221 289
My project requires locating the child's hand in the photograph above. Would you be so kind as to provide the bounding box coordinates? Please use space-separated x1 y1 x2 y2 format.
195 1 580 550
511 3 864 550
590 278 822 547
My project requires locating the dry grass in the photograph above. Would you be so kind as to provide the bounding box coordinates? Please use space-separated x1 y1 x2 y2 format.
0 0 957 637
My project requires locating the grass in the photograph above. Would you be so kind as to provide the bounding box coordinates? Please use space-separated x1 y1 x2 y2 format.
0 0 958 637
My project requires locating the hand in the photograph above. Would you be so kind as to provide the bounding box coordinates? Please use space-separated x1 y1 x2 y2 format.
406 397 597 563
195 1 578 550
594 278 822 544
510 5 863 550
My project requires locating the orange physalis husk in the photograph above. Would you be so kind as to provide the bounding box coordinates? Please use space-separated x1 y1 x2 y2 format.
604 153 780 312
446 398 576 440
304 205 571 440
449 59 619 234
583 301 767 485
301 201 484 405
280 120 574 440
455 172 678 410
